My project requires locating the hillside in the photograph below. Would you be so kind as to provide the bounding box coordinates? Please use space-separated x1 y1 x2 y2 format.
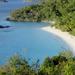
8 0 75 35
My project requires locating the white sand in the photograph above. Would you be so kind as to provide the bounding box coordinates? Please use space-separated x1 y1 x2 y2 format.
41 26 75 54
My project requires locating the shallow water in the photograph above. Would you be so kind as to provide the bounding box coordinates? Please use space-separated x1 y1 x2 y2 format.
0 0 71 64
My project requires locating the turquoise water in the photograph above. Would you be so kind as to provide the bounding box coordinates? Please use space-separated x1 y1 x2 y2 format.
0 21 70 64
0 0 70 64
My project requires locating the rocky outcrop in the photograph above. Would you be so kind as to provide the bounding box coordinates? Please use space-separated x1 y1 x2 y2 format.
0 25 10 28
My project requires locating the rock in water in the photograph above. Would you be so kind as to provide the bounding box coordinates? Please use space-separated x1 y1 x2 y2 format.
0 25 10 28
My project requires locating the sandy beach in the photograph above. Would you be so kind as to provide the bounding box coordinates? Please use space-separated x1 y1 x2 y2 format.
41 26 75 54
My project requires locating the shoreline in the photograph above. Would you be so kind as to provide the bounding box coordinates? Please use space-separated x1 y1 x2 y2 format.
41 26 75 54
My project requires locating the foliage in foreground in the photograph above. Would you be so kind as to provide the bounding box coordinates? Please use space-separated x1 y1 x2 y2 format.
9 0 75 35
0 51 75 75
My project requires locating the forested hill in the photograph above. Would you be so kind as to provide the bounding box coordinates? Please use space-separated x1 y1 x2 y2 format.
8 0 75 35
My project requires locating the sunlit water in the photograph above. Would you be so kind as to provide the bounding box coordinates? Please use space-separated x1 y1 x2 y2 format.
0 0 71 64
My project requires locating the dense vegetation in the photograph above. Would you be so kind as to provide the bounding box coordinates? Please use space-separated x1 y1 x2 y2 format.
8 0 75 35
0 51 75 75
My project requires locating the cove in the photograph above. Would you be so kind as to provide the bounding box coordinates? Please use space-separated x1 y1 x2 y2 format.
0 21 70 65
0 0 71 65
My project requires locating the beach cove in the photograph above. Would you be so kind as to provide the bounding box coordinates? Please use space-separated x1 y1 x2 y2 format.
0 0 74 65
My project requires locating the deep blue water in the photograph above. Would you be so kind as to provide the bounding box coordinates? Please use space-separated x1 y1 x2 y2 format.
0 0 71 64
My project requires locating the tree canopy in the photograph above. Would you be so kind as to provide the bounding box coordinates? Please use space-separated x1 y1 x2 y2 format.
0 51 75 75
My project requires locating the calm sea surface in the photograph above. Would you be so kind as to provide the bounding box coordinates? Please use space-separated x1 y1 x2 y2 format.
0 0 71 64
